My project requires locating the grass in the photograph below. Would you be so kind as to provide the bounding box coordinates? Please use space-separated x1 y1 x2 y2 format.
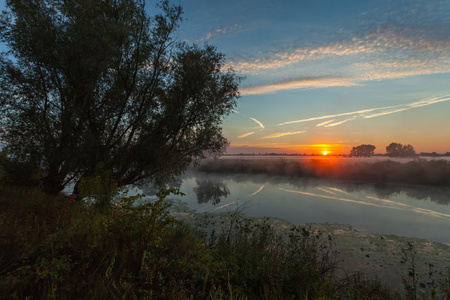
1 183 449 299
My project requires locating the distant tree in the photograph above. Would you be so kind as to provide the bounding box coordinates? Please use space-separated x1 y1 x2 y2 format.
350 144 376 157
386 143 416 157
0 0 241 195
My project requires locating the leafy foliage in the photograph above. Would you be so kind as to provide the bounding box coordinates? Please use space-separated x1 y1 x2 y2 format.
386 142 417 157
78 162 118 211
350 144 376 157
0 0 241 195
1 184 450 299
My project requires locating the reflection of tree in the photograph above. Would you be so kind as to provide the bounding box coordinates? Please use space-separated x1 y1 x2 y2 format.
194 178 230 205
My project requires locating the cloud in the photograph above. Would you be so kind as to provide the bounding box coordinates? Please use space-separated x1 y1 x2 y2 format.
262 131 305 139
237 132 255 138
278 106 389 126
240 77 359 95
279 94 450 127
229 38 381 74
248 117 265 129
316 120 337 127
198 24 243 42
231 109 265 129
225 0 450 93
323 116 359 127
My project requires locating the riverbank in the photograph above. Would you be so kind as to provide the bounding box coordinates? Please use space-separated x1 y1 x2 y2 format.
1 185 449 299
172 201 450 295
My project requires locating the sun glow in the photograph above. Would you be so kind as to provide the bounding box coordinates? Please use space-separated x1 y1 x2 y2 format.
322 151 328 156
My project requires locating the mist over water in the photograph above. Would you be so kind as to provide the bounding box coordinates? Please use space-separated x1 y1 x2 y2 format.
164 157 450 243
196 156 450 186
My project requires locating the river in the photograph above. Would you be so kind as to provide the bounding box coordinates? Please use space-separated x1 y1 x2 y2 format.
152 156 450 244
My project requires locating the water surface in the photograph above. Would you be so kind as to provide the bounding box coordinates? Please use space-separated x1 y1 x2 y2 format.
173 170 450 244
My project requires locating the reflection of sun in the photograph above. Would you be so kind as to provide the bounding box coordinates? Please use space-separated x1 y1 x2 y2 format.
322 151 328 156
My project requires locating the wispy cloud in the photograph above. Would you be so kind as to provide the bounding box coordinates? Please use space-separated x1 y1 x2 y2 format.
262 131 305 139
226 1 450 94
231 109 265 129
278 106 388 126
249 117 265 129
237 132 255 138
279 95 450 127
240 77 359 95
198 24 243 42
316 120 337 127
323 116 359 127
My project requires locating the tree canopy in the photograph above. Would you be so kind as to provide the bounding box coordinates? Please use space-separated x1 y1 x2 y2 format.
0 0 241 195
349 144 376 157
386 143 416 157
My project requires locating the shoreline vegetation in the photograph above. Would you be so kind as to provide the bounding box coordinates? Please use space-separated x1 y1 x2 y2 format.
2 174 450 299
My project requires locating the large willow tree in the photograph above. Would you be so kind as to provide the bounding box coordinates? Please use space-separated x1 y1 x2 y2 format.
0 0 240 195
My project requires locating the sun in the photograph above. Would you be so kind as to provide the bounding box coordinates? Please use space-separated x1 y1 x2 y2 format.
322 151 328 156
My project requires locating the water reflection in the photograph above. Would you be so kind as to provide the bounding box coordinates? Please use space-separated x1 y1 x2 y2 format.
186 172 450 205
137 177 182 196
193 178 230 205
180 171 450 243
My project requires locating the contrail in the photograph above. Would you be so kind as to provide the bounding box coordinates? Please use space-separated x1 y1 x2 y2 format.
277 106 391 126
237 132 255 138
249 117 265 129
262 131 305 139
231 109 265 129
278 94 450 127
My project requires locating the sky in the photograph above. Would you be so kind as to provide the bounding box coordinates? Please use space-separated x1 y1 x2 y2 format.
1 0 449 155
174 0 450 155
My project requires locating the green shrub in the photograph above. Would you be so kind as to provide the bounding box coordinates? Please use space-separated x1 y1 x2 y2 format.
78 163 118 211
2 183 449 299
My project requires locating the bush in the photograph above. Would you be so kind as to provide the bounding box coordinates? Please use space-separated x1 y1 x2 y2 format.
2 183 449 299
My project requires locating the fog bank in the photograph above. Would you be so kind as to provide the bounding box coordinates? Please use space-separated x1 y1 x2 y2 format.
194 158 450 186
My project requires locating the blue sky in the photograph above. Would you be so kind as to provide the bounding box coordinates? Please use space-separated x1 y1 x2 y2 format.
173 0 450 154
1 0 449 154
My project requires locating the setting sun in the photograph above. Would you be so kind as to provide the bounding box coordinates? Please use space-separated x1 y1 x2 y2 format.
322 151 328 156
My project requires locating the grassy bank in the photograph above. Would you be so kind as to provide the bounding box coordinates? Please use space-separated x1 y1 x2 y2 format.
1 184 449 299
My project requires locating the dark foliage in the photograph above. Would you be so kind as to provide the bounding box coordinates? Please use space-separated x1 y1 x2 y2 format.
386 143 417 157
0 0 241 195
350 144 376 157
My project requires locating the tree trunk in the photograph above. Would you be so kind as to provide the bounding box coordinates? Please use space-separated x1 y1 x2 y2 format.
41 176 64 195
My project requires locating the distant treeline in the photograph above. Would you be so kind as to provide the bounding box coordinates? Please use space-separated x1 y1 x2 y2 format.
196 158 450 186
223 153 450 157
